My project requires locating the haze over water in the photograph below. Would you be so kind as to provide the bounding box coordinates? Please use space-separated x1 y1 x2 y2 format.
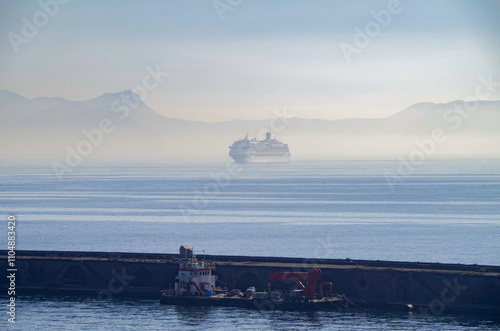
2 0 500 329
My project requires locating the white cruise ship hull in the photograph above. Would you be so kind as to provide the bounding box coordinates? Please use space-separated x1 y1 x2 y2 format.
230 153 290 163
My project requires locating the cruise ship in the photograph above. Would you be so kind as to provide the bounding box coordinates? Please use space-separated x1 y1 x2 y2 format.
229 132 291 163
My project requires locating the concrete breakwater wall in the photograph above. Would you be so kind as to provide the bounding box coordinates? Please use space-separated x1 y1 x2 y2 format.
2 250 499 315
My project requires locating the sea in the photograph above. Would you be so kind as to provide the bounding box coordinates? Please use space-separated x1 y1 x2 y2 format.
1 156 499 330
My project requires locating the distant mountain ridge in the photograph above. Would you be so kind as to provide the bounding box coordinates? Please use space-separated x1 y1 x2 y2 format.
0 89 499 156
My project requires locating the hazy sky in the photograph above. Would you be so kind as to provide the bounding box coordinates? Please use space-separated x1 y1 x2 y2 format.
1 0 499 122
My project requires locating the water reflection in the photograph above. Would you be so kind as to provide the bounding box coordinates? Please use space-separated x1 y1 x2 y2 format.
8 295 500 330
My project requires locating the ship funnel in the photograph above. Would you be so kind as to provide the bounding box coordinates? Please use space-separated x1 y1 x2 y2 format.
180 245 193 259
266 132 272 140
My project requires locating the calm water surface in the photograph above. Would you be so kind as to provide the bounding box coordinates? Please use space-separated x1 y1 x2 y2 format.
1 157 499 329
3 296 499 330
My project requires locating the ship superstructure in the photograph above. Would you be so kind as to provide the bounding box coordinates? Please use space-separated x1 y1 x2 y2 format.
229 132 290 163
174 245 216 296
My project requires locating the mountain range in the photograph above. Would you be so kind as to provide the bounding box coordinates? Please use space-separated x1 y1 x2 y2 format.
0 89 499 156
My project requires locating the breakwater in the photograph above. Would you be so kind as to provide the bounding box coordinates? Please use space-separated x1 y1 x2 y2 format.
2 250 499 316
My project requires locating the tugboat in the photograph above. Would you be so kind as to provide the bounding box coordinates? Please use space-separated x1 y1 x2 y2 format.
160 246 351 311
164 245 217 298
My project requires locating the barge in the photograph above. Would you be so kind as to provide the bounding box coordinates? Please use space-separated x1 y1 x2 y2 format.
160 245 351 311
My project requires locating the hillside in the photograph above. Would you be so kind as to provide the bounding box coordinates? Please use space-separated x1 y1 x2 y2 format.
0 90 498 156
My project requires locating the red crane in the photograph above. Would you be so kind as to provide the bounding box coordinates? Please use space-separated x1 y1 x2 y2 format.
269 268 322 298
